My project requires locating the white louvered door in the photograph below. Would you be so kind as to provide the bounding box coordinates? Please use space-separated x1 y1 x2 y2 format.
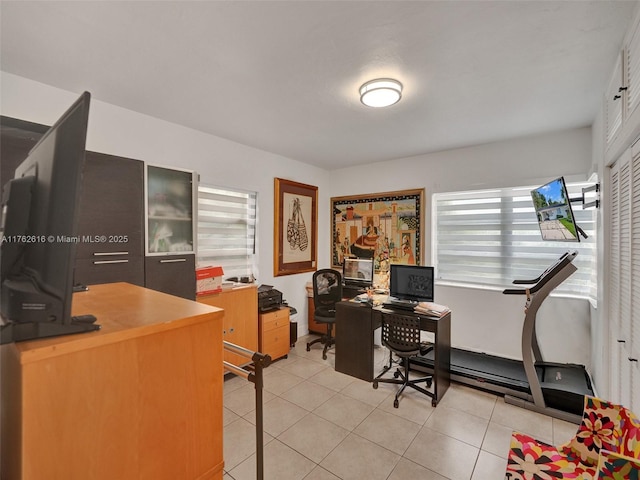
627 16 640 121
630 148 640 409
620 157 631 356
606 54 624 147
609 163 621 401
609 147 640 411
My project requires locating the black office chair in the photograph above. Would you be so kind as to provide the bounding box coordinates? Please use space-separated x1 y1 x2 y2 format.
372 313 434 408
306 269 342 360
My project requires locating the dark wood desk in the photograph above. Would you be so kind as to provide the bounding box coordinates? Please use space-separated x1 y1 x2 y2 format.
308 284 365 334
335 301 450 406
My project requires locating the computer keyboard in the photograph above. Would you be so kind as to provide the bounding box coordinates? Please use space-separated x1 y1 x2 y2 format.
343 281 370 289
383 298 418 311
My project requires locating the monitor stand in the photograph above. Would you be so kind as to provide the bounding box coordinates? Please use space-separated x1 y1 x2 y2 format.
1 315 99 344
0 275 99 344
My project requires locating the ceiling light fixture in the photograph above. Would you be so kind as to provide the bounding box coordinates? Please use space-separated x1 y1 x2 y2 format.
359 78 403 108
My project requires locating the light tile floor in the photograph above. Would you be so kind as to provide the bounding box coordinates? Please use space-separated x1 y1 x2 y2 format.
223 335 579 480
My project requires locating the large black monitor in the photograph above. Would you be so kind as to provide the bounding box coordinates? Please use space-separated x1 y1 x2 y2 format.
389 264 434 302
0 92 99 344
530 177 580 242
342 257 374 288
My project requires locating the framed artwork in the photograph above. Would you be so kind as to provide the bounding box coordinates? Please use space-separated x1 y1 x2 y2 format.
274 178 318 276
331 189 424 273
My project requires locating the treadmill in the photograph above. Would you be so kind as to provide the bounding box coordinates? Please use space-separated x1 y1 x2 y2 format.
411 250 594 423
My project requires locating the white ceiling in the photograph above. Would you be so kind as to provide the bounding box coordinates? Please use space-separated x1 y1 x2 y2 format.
0 1 637 170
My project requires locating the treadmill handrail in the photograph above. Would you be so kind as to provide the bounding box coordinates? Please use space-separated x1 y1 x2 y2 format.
503 250 578 295
512 276 542 285
503 288 527 295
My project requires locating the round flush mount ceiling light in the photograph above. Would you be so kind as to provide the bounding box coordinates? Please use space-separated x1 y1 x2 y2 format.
359 78 403 107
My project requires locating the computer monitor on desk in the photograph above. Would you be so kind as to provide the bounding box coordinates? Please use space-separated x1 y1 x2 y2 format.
388 264 434 306
342 258 374 289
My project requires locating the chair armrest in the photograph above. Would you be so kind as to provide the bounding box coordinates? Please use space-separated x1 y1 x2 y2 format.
596 450 640 479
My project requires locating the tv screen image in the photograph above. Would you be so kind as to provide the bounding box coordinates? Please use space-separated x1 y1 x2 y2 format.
531 177 580 242
342 257 374 286
389 264 434 302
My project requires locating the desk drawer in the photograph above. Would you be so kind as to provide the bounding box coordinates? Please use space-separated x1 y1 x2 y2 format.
261 308 289 332
261 324 289 360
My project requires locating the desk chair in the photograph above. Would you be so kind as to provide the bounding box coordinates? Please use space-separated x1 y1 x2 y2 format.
306 269 342 360
372 313 433 408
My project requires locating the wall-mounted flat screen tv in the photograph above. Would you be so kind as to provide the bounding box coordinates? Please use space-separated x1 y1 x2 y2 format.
530 176 580 242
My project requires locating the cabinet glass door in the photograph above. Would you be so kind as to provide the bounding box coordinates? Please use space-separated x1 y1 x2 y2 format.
146 165 196 255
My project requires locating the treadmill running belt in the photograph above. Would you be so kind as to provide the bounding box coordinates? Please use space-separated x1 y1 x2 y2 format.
412 348 535 392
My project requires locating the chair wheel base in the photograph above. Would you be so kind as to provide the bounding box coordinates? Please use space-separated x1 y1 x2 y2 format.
372 382 378 389
393 399 399 408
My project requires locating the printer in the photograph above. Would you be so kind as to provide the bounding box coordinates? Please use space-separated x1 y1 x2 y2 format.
257 285 283 312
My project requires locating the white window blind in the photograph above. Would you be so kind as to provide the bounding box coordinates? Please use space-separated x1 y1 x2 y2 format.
433 181 597 301
197 185 257 280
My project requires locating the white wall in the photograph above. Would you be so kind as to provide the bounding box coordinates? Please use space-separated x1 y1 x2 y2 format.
329 128 594 365
2 72 595 374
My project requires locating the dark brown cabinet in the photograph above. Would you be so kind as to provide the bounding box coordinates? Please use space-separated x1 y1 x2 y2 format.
144 254 196 300
144 164 197 300
74 152 145 287
74 256 145 287
1 116 196 300
145 165 196 255
76 152 144 258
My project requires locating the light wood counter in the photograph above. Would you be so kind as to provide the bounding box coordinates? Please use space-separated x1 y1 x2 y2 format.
1 282 224 480
197 284 258 367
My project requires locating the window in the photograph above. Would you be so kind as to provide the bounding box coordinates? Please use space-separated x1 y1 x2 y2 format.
433 181 597 302
197 185 257 280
